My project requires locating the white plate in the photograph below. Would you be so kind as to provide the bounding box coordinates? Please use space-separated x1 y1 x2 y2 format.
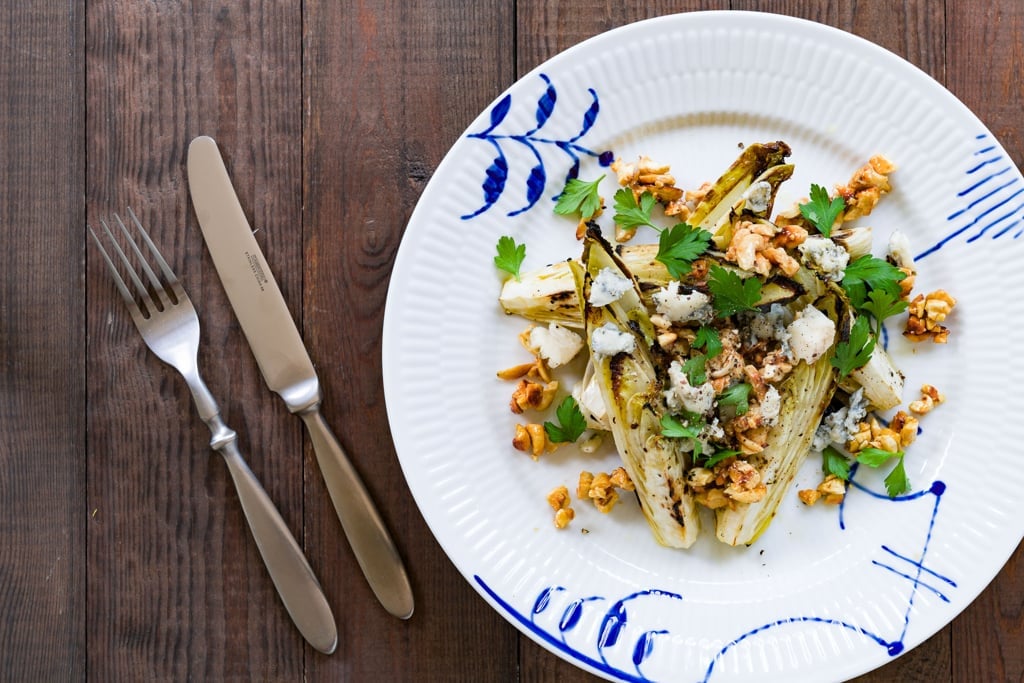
383 11 1024 682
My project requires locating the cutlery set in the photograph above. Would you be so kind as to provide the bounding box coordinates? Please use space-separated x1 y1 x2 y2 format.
90 136 412 652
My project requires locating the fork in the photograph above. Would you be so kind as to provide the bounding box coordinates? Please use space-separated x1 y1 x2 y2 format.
89 208 338 654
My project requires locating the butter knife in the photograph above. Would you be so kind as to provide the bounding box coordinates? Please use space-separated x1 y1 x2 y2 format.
186 135 414 619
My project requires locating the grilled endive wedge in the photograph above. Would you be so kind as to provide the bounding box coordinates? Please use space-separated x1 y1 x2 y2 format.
502 247 806 329
578 231 701 548
714 288 848 545
500 141 794 327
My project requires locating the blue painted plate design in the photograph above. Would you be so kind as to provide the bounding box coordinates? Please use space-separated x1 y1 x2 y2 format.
384 12 1024 682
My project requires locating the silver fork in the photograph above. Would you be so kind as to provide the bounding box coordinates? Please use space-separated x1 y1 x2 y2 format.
89 208 338 654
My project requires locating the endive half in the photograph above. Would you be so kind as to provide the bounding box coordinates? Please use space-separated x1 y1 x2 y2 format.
578 230 701 548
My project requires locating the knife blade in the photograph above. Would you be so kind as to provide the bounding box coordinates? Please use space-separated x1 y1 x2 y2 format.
187 135 414 620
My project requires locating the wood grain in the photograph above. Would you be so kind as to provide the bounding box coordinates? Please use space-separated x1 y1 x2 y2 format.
0 2 85 680
85 1 306 678
0 0 1021 680
945 1 1024 681
302 0 518 680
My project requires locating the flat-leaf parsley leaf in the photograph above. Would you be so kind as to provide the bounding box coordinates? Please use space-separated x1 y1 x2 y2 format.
799 183 844 237
613 188 657 232
660 414 704 458
831 315 875 378
860 288 908 338
703 449 740 468
708 265 763 317
717 382 752 415
693 325 722 358
841 254 906 307
554 175 604 220
681 354 707 386
656 223 712 278
544 396 587 444
854 447 910 498
884 454 910 498
822 445 851 481
494 235 526 281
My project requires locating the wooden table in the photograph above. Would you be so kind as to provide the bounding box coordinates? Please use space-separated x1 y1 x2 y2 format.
4 1 1021 680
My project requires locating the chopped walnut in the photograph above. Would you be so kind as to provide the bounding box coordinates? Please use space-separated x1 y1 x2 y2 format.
509 379 559 413
909 384 945 415
610 156 684 203
905 290 956 343
547 485 575 529
847 415 914 454
897 266 916 300
799 474 848 506
512 423 556 459
798 488 821 505
497 358 551 383
608 466 635 491
577 467 634 513
665 182 713 220
724 220 799 276
836 155 895 222
760 350 794 384
772 223 809 249
818 474 848 504
577 471 595 499
889 410 919 449
723 460 767 504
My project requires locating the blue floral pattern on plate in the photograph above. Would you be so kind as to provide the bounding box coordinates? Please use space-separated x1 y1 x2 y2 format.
461 74 612 220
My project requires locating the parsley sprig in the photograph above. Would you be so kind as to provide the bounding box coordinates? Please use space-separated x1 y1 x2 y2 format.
855 447 911 498
612 188 657 231
831 315 876 378
693 325 722 358
822 445 851 481
611 188 712 277
821 445 910 498
707 265 763 318
799 184 844 237
681 354 707 386
661 413 737 467
657 222 713 278
544 396 587 444
494 235 526 281
660 413 704 458
717 382 752 416
554 175 604 220
841 254 907 307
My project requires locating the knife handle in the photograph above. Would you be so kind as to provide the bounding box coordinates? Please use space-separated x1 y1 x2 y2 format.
299 405 415 620
206 413 339 654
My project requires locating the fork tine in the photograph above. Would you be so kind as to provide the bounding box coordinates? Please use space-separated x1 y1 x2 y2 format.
126 207 187 302
98 218 154 315
113 211 172 309
88 226 141 315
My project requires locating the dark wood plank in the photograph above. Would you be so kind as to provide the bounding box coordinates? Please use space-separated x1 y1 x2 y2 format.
945 1 1024 679
302 0 518 680
86 1 306 679
0 2 85 680
517 0 729 77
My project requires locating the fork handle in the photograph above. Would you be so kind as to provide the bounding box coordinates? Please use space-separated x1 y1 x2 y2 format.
206 414 338 654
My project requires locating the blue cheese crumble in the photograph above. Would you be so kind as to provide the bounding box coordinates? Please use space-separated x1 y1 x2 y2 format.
590 322 636 357
798 235 850 281
589 267 632 307
652 281 713 324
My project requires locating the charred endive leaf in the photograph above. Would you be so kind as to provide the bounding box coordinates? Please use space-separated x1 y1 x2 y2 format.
578 229 701 548
500 142 794 327
501 247 806 329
